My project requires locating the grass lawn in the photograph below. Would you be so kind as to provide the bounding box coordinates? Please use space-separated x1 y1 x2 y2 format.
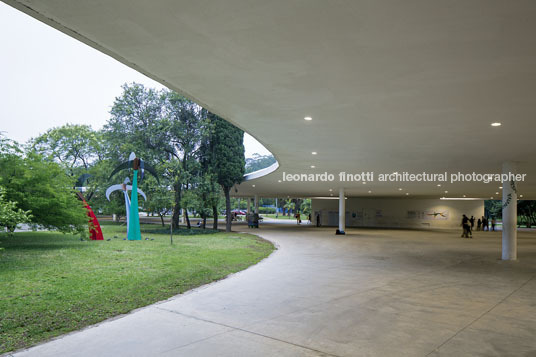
0 223 274 353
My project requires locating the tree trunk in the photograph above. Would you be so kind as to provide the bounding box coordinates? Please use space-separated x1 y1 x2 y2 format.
185 210 191 229
159 213 165 227
212 205 218 230
202 216 206 229
172 181 182 229
224 187 232 232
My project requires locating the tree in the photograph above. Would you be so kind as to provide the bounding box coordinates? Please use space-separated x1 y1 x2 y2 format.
283 199 295 216
518 200 536 228
104 84 208 229
0 136 87 234
0 186 32 234
485 200 502 219
245 154 276 173
104 83 164 163
199 127 222 229
160 92 207 228
142 178 173 226
30 124 104 176
193 172 221 229
300 198 312 215
205 113 245 232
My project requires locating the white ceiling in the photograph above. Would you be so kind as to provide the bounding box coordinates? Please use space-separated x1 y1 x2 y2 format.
4 0 536 198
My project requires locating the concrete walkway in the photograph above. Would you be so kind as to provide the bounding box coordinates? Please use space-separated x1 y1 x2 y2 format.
11 225 536 356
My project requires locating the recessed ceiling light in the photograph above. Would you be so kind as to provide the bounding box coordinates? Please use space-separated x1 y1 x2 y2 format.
310 165 316 168
499 186 503 189
368 190 372 193
520 194 524 198
278 180 282 183
252 184 255 187
437 184 441 187
304 116 312 121
405 193 409 196
445 191 448 193
311 151 317 155
362 182 366 184
491 122 501 127
330 194 333 196
329 189 333 192
495 192 499 195
398 188 403 191
491 196 494 199
463 195 466 198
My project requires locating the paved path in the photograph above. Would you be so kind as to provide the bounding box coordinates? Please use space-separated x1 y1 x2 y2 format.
10 225 536 356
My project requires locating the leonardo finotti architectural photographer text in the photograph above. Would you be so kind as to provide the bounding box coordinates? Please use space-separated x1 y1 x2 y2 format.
282 171 527 184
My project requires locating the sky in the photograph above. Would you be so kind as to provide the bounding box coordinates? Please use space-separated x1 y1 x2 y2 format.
0 2 270 158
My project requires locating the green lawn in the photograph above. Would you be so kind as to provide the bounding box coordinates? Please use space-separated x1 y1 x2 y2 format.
0 223 274 353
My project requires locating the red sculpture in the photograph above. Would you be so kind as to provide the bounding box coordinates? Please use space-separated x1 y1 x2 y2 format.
76 192 103 240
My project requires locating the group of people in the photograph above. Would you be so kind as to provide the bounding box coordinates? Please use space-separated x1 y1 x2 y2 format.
477 216 496 231
461 215 497 238
295 212 312 225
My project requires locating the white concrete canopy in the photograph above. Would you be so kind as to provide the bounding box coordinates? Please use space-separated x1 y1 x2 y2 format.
4 0 536 198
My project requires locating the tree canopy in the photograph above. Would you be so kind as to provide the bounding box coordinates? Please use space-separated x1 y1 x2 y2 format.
2 82 252 235
0 135 87 234
205 113 245 232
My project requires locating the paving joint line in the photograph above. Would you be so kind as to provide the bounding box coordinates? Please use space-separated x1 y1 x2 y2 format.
155 306 340 357
425 274 536 356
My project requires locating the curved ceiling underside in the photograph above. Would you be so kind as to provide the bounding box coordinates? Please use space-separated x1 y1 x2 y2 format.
5 0 536 198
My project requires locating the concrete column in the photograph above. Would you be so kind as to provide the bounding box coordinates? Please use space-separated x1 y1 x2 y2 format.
502 162 518 260
254 195 259 214
338 188 346 234
247 198 251 214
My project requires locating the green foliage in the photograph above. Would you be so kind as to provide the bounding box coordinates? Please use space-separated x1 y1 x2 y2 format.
207 114 245 190
104 83 165 162
104 83 211 228
283 199 295 213
0 137 87 234
258 206 276 214
11 83 249 233
204 113 245 231
0 187 32 233
193 173 221 221
142 177 174 225
30 124 103 175
300 198 311 215
245 153 276 174
484 200 502 218
518 200 536 227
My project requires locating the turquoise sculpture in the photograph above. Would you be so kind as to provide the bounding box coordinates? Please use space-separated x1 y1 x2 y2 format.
108 152 158 241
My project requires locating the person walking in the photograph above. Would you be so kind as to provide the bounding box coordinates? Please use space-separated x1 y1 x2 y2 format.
491 218 496 231
470 216 475 231
477 218 482 231
308 213 311 224
461 214 471 238
295 212 301 225
316 213 321 227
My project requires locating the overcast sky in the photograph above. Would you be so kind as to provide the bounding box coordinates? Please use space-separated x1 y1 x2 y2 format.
0 2 270 158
